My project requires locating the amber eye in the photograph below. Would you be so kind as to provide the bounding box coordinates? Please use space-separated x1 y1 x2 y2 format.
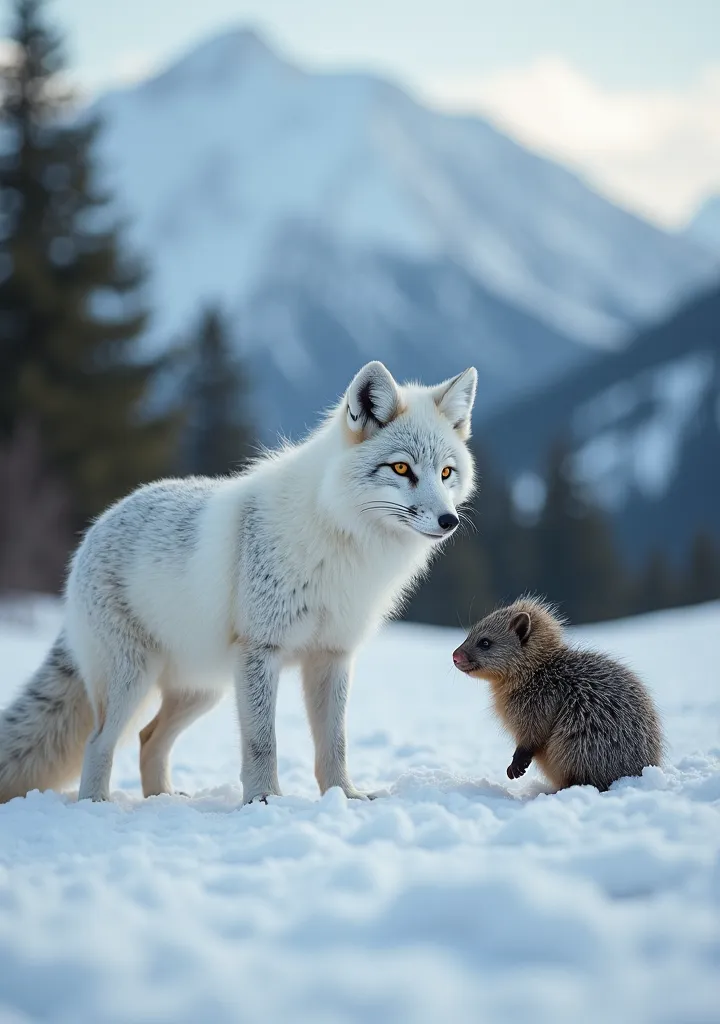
441 466 453 480
392 462 409 476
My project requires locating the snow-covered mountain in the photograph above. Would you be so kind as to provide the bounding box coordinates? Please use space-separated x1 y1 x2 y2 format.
685 195 720 255
90 28 717 436
482 282 720 563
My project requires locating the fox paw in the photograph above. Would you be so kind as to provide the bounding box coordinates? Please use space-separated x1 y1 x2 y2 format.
346 788 388 801
507 762 528 780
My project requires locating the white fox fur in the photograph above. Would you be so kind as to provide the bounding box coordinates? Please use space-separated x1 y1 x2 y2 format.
0 362 477 803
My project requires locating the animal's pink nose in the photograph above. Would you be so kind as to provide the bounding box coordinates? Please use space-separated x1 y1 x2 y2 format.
452 648 469 669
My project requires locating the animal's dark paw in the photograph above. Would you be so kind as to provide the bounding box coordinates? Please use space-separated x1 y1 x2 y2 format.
248 794 269 805
507 762 527 780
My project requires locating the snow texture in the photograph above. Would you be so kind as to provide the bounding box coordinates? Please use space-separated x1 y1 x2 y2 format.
0 598 718 1023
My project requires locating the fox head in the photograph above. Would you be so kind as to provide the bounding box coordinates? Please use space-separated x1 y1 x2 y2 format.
322 361 477 544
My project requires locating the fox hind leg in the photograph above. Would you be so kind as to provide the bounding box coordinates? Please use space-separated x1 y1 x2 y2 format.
78 643 158 802
139 687 221 797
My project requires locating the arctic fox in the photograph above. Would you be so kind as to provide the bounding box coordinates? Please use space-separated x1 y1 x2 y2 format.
0 361 477 804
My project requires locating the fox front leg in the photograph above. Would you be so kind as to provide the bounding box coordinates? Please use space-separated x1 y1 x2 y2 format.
234 644 282 805
301 651 373 800
507 744 534 780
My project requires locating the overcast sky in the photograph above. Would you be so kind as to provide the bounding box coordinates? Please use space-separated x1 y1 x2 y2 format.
14 0 720 227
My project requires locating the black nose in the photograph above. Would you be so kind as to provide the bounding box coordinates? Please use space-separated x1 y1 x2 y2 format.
438 513 459 531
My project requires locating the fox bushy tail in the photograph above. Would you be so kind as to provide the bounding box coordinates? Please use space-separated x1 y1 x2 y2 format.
0 633 94 801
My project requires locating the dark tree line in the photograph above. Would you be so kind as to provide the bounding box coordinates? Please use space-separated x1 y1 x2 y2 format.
406 439 720 628
180 307 255 478
0 0 253 593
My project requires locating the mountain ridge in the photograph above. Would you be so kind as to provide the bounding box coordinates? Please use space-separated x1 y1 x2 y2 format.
685 194 720 255
86 25 717 438
480 281 720 562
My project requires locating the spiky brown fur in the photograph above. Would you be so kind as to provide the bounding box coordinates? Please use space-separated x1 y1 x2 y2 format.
453 598 664 791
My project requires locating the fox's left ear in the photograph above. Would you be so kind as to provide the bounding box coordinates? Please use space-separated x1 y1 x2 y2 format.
433 367 477 439
345 361 400 441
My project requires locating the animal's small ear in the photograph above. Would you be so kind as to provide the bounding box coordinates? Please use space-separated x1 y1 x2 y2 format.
509 611 532 645
433 367 477 438
346 361 400 440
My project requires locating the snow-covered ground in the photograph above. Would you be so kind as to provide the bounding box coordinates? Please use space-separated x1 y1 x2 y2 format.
0 600 718 1024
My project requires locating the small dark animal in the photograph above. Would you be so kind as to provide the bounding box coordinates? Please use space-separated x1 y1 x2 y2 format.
452 598 664 791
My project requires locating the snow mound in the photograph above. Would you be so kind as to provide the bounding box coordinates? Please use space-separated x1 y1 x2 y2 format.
0 601 718 1023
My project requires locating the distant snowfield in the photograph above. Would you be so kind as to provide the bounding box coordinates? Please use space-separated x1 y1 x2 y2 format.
0 600 718 1024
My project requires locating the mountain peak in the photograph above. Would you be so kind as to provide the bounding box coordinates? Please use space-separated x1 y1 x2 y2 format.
147 26 283 93
187 26 277 64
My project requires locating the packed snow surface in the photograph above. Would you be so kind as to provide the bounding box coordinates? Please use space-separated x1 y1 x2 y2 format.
0 599 718 1023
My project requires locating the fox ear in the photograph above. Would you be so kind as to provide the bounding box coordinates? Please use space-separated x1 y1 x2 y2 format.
509 611 532 645
433 367 477 438
346 361 400 440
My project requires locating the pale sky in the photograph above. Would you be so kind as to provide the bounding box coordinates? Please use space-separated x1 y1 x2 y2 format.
10 0 720 227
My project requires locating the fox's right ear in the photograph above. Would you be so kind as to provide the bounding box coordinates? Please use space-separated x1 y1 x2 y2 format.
432 367 477 439
345 361 400 441
509 611 532 645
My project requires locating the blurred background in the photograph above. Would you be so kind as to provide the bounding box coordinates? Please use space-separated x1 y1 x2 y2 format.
1 0 719 625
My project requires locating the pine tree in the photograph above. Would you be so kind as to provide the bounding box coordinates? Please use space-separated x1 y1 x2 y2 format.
0 0 179 527
681 531 720 606
0 420 69 593
183 306 255 477
473 445 533 604
633 549 678 614
533 439 626 623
